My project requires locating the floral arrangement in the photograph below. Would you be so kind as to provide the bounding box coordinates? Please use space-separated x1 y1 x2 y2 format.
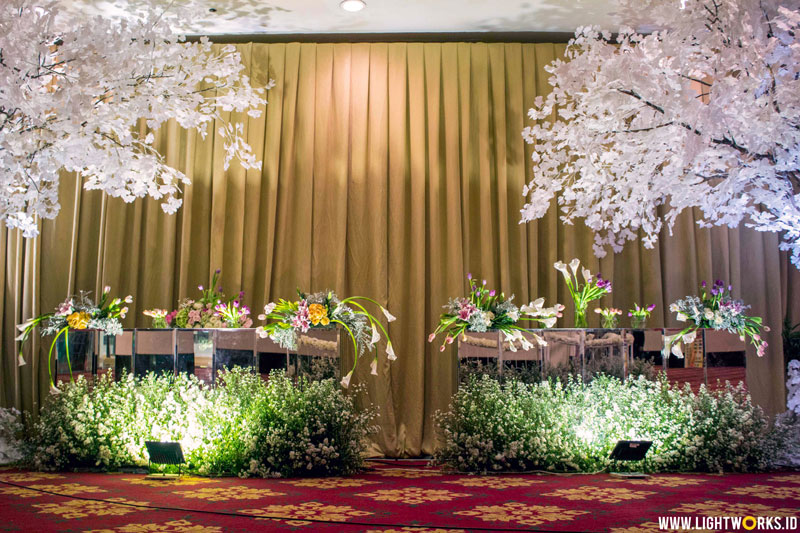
0 408 23 465
594 307 622 328
214 300 252 328
16 287 131 388
163 269 253 329
434 374 786 474
257 291 396 387
142 309 169 329
27 368 375 477
667 280 768 358
554 259 612 327
428 274 563 353
629 303 656 328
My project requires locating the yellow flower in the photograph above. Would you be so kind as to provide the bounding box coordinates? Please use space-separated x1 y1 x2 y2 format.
308 303 329 326
67 311 91 329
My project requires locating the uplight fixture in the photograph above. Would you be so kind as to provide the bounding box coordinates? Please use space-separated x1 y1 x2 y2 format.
340 0 366 12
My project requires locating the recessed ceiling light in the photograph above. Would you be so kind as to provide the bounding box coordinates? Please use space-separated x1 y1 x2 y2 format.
340 0 366 13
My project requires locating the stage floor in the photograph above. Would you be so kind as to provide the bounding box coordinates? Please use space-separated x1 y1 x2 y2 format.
1 462 798 532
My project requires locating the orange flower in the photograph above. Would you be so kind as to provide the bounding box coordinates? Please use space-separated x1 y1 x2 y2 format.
308 303 330 326
67 311 91 329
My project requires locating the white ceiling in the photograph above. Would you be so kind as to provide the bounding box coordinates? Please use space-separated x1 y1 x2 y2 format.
58 0 625 35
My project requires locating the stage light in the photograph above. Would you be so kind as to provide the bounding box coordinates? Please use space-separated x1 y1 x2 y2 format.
340 0 366 12
609 440 652 479
145 441 185 480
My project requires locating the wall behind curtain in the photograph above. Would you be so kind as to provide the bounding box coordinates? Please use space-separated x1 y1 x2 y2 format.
3 42 798 456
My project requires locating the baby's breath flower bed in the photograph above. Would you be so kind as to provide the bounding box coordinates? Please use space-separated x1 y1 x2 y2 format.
26 368 375 477
434 374 790 474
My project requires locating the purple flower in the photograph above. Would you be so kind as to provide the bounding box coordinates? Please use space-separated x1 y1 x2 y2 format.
647 304 656 312
489 290 496 297
701 281 707 288
715 279 724 287
467 273 472 280
198 285 204 291
215 268 221 274
482 280 487 286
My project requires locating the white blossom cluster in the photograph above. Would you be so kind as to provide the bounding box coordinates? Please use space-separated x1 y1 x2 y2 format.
0 1 268 237
521 0 800 267
433 374 788 473
0 408 24 465
27 368 374 476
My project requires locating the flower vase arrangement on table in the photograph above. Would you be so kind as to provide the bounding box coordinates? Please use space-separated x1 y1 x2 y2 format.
16 287 131 390
142 269 253 328
667 280 768 358
256 290 396 387
554 258 612 327
428 274 564 352
594 307 622 328
629 303 655 329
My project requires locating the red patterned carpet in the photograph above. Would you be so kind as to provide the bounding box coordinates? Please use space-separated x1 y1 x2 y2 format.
1 462 799 532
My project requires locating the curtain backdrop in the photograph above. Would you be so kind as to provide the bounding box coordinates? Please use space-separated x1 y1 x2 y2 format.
3 42 799 456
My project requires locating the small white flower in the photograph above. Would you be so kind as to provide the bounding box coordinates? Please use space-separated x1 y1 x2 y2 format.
370 359 378 376
569 258 580 275
381 307 396 322
676 312 688 322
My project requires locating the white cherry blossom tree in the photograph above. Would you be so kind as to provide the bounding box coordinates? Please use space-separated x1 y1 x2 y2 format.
521 0 800 266
0 1 269 237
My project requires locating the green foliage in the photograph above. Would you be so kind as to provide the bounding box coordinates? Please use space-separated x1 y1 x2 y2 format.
783 316 800 370
434 374 784 474
27 368 374 477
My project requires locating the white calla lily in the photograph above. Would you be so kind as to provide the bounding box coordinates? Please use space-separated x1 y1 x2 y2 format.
371 324 380 345
386 342 397 361
569 258 580 275
340 371 353 388
370 359 378 376
382 307 396 322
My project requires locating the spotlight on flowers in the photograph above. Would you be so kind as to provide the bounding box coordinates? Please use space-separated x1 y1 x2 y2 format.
667 280 768 358
428 273 563 353
256 291 396 387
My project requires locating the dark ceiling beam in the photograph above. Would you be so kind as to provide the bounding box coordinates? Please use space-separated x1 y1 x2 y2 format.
187 31 576 44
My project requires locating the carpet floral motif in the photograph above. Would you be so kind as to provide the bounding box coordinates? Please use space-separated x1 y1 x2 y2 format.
175 486 284 502
725 485 800 500
365 529 465 533
609 521 713 533
0 483 106 498
239 501 372 524
608 476 707 488
768 474 800 484
370 468 442 479
0 472 64 483
356 487 470 505
34 497 149 519
281 477 380 489
671 500 798 517
87 519 223 533
455 502 588 527
122 477 221 487
544 486 657 503
444 477 544 489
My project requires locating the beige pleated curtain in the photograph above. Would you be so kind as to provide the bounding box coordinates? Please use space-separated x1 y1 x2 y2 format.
2 42 799 456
